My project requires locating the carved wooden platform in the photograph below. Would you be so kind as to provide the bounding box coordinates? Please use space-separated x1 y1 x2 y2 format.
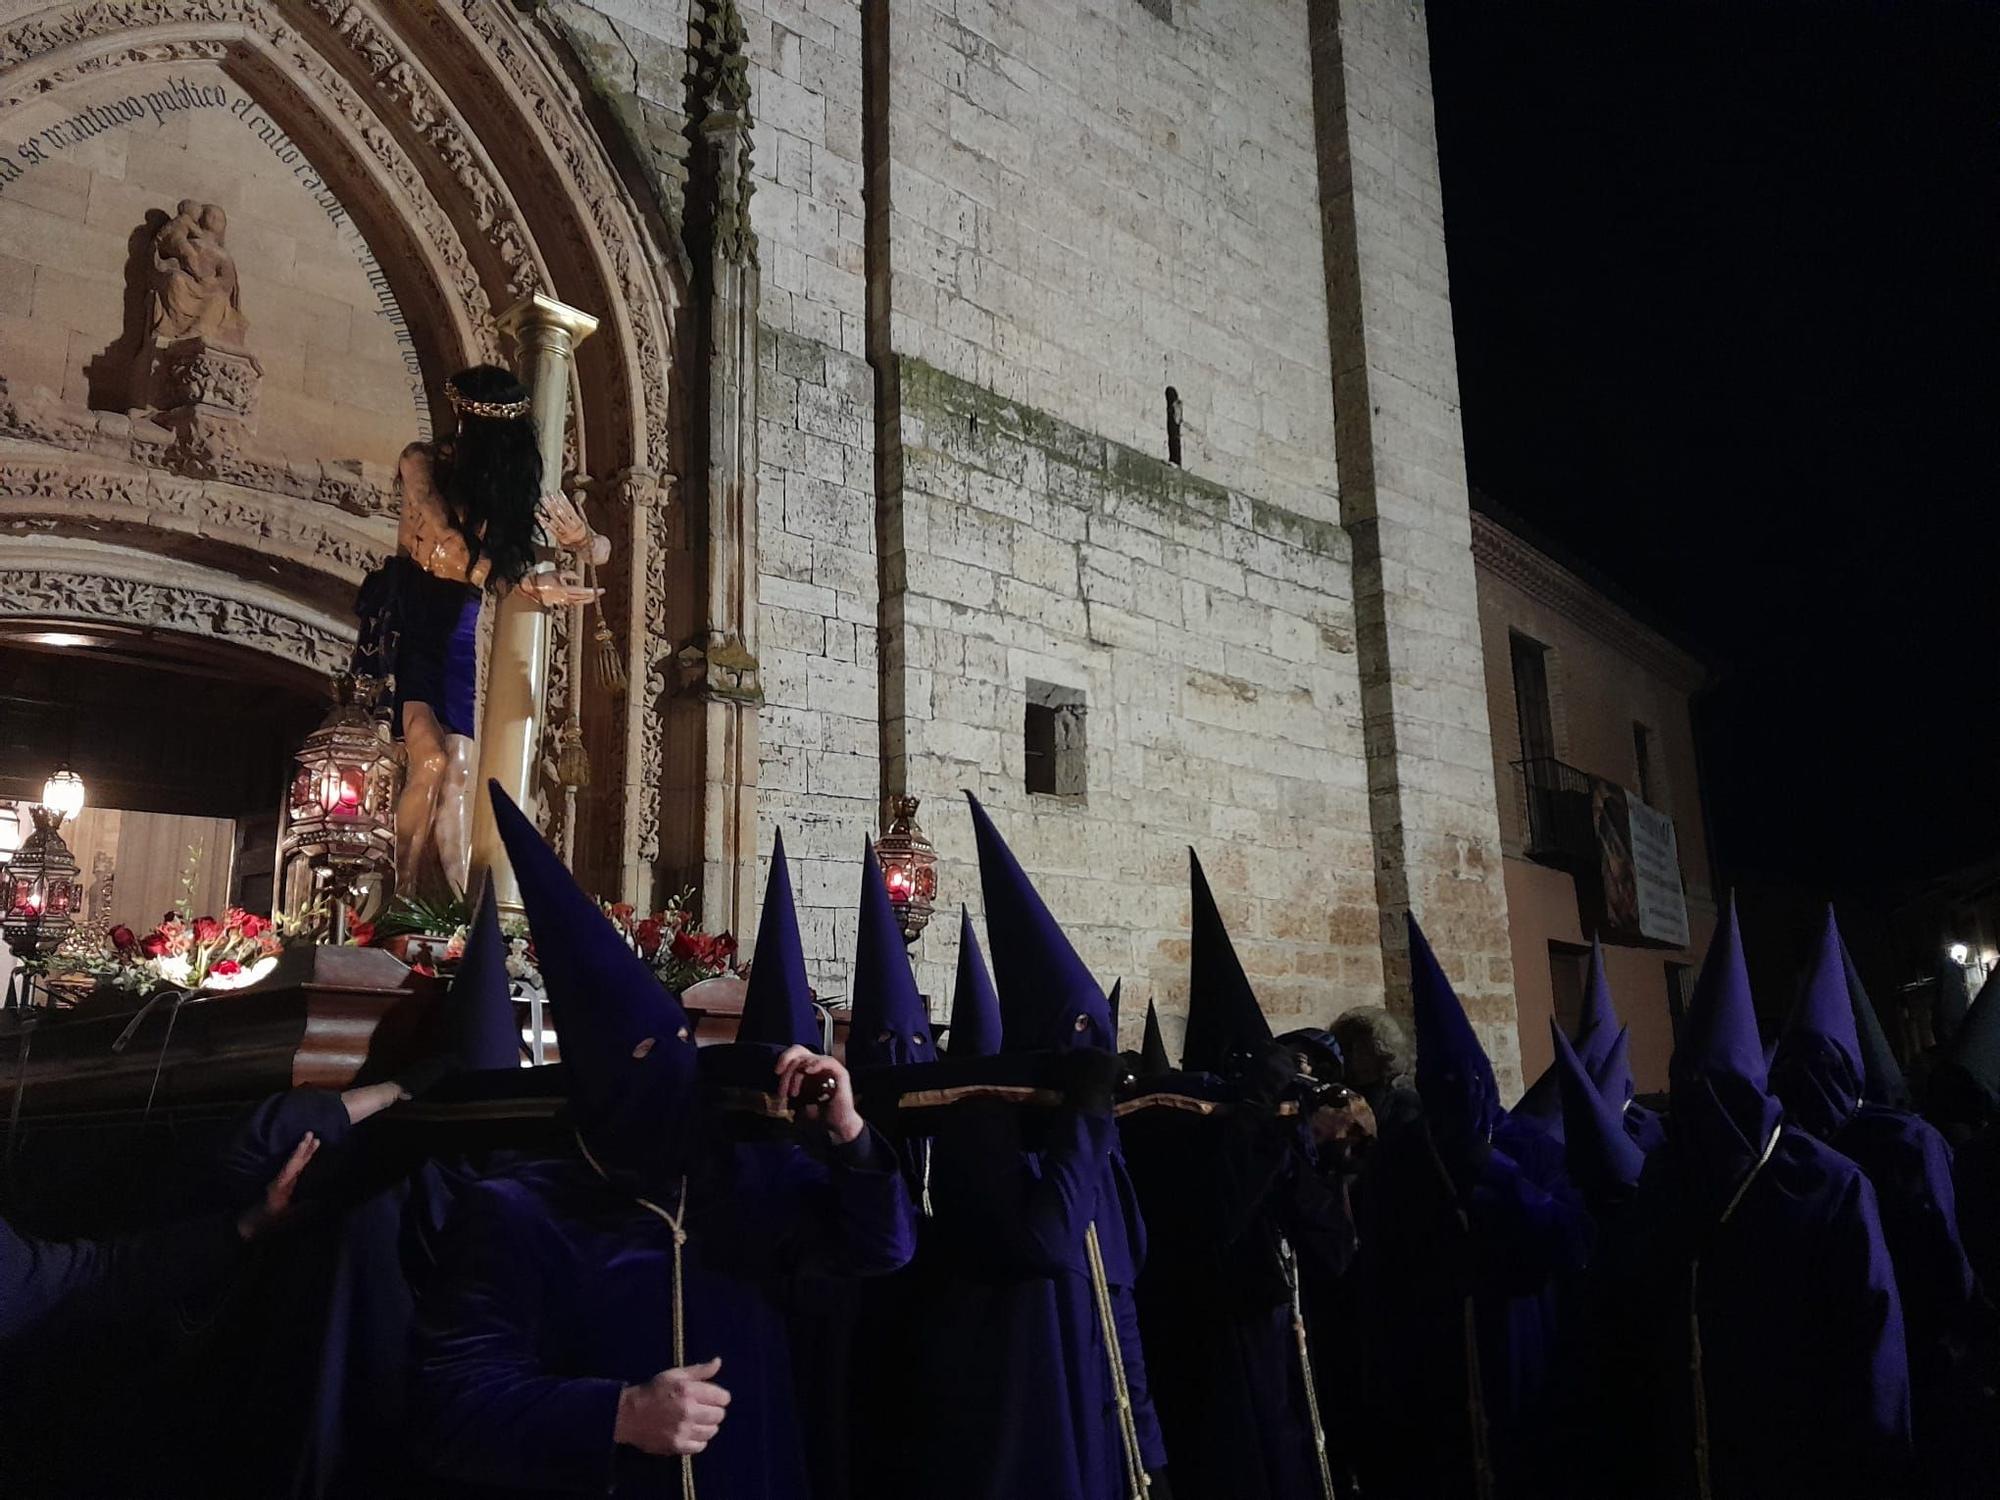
0 953 852 1121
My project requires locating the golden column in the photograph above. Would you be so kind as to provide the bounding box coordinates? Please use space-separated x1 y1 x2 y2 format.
468 292 599 912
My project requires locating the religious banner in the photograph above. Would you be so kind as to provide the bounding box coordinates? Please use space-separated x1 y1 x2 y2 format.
1589 780 1690 947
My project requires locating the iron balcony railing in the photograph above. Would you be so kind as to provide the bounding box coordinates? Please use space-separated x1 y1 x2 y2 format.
1513 756 1597 870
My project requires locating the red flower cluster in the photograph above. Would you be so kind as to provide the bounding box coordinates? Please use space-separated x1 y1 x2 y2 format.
110 925 137 952
634 916 667 958
670 929 738 970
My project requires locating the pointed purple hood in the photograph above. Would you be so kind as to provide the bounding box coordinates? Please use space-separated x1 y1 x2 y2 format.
1934 968 2000 1124
1840 931 1909 1109
1140 999 1172 1077
847 838 936 1070
1409 912 1502 1146
966 793 1113 1053
490 781 699 1181
1574 937 1620 1075
1552 1018 1645 1197
1589 1024 1637 1107
946 906 1001 1058
737 831 820 1050
1669 898 1784 1212
1181 849 1274 1075
1771 907 1864 1140
448 873 521 1073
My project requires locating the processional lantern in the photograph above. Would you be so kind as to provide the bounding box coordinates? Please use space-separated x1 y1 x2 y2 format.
3 805 83 1007
876 795 938 946
276 674 400 942
38 764 85 825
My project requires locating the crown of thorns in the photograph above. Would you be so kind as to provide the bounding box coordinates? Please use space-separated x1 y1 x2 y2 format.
445 381 530 420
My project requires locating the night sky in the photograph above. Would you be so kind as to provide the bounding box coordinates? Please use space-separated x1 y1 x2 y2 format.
1427 1 2000 897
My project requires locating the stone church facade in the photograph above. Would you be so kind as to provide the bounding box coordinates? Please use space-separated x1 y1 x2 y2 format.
0 1 1523 1087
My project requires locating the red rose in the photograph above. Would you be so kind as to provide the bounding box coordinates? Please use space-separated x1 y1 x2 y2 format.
347 920 376 948
634 917 666 958
109 925 136 952
236 913 269 939
712 933 738 964
139 931 170 958
210 959 242 977
193 916 221 944
669 929 703 964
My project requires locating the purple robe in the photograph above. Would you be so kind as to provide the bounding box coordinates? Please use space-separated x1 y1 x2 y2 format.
1124 1102 1354 1500
0 1209 240 1346
1601 1128 1912 1498
889 1102 1165 1500
1347 1103 1591 1498
412 1129 914 1498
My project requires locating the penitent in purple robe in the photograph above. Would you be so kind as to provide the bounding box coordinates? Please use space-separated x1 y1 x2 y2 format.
415 1135 915 1499
1605 900 1910 1500
880 795 1163 1500
1347 917 1591 1499
1771 908 1973 1392
411 784 915 1499
1121 849 1352 1500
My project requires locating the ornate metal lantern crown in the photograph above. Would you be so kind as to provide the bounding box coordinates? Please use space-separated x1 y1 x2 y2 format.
876 795 938 945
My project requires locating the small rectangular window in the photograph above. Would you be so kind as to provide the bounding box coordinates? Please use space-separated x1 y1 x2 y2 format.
1549 940 1590 1036
1666 961 1695 1038
1510 632 1556 765
1633 722 1657 806
1025 681 1087 799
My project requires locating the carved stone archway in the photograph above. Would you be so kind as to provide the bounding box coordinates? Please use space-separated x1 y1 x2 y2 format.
0 0 692 898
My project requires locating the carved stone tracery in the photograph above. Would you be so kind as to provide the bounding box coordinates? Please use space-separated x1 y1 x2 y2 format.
0 0 693 901
0 567 350 676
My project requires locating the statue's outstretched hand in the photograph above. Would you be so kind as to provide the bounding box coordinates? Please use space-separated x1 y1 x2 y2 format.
516 565 601 609
537 491 593 550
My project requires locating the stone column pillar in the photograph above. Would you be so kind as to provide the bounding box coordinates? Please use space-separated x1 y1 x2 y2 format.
1310 0 1523 1092
468 292 599 912
668 0 763 939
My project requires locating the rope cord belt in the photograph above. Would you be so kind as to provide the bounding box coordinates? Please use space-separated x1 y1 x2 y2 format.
1690 1123 1785 1500
1278 1234 1340 1500
1084 1220 1150 1499
578 1132 696 1500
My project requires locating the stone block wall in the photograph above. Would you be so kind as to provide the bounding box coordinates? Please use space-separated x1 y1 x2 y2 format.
552 0 1523 1069
883 0 1339 522
1309 0 1522 1089
886 358 1380 1045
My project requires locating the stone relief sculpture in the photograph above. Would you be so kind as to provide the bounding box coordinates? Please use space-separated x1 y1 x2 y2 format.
130 199 263 463
147 200 248 347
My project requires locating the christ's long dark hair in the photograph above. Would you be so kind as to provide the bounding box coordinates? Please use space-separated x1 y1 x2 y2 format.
440 364 541 591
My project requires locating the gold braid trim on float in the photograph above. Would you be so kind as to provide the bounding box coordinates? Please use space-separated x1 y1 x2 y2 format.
577 1131 697 1500
445 383 531 420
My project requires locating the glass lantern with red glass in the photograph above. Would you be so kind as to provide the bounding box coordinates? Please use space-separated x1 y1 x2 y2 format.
3 804 84 1004
875 795 938 945
275 673 401 941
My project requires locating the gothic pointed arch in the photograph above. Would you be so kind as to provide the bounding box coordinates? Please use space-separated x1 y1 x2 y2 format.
0 0 694 897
